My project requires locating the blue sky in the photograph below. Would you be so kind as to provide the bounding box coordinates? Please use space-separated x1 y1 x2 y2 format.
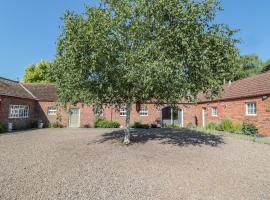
0 0 269 80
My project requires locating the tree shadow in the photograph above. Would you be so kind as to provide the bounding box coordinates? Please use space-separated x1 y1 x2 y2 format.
97 128 225 147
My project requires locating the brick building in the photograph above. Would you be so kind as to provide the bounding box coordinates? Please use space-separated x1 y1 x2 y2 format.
1 72 270 135
0 78 37 129
196 72 270 135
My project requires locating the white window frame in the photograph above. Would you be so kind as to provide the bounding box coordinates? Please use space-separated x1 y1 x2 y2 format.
211 107 218 117
246 102 257 116
120 107 127 117
9 105 29 119
139 106 149 116
47 107 57 116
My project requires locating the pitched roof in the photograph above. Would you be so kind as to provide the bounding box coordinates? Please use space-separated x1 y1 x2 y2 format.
23 83 57 101
0 77 35 99
198 71 270 102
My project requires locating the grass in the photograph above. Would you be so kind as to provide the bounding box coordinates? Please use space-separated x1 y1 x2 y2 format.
194 127 270 145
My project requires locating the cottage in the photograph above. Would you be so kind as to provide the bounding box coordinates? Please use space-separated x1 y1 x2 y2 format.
196 72 270 135
1 72 270 135
0 77 37 130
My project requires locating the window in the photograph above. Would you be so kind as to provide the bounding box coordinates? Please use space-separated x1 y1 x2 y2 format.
211 107 218 116
139 106 148 116
9 105 29 118
120 107 127 117
48 107 57 115
246 102 257 116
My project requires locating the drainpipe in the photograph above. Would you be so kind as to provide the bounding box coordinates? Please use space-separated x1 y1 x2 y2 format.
171 107 174 125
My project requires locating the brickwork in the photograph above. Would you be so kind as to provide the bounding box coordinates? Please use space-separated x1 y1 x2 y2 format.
0 95 37 130
37 102 196 128
196 95 270 135
1 95 269 136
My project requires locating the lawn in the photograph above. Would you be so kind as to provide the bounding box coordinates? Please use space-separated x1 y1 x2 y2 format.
0 128 270 200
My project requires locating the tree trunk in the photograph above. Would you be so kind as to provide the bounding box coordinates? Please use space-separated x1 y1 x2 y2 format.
124 102 132 144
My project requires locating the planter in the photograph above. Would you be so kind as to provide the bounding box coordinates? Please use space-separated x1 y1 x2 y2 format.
8 123 13 132
38 122 44 129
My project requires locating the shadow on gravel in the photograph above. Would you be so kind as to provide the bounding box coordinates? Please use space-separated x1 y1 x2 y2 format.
97 128 225 147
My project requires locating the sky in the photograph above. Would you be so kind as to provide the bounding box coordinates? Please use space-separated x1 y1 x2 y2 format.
0 0 269 80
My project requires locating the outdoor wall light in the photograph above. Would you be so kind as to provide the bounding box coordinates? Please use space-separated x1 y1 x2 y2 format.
262 96 268 101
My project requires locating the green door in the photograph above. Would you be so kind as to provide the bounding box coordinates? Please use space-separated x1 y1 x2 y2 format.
69 108 80 128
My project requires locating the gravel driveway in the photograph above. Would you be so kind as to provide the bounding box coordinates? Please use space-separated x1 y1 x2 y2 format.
0 128 270 200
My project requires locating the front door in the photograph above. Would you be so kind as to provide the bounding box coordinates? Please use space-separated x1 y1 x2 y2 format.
202 108 207 127
69 108 80 128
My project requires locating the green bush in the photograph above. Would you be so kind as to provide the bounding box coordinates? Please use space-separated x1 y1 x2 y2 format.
94 119 120 128
83 124 91 128
50 122 64 128
165 124 181 129
207 122 218 130
232 122 243 134
131 121 149 129
150 124 158 128
219 118 234 132
242 123 258 135
28 120 39 129
0 122 7 133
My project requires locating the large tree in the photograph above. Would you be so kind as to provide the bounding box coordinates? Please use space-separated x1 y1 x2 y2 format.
233 54 263 80
23 60 53 83
52 0 239 144
262 59 270 73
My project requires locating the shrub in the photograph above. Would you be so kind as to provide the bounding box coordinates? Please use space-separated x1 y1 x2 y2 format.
83 124 91 128
150 123 158 128
242 123 258 135
50 122 64 128
219 118 234 132
28 120 39 129
232 122 243 134
0 122 7 133
165 124 181 129
94 119 120 128
207 122 218 131
131 121 149 129
186 122 195 129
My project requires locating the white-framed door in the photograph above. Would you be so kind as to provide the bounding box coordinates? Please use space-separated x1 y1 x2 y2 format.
179 108 184 127
69 108 80 128
202 108 207 127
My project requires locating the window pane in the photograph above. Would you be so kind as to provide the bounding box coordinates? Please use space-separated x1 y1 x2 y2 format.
9 105 29 118
247 103 256 115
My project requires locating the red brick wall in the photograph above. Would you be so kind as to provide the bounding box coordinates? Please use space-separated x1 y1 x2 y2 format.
1 92 269 135
38 102 95 127
108 104 161 127
37 102 196 128
0 95 37 129
36 98 270 135
196 96 270 135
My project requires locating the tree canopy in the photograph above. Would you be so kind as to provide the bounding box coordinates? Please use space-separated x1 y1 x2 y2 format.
232 55 270 80
23 60 53 83
233 54 263 80
262 59 270 73
52 0 239 143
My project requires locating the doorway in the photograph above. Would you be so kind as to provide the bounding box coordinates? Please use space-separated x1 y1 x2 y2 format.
161 107 183 127
69 108 80 128
202 108 207 128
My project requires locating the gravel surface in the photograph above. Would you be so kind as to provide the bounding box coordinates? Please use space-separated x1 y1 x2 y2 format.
0 128 270 200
